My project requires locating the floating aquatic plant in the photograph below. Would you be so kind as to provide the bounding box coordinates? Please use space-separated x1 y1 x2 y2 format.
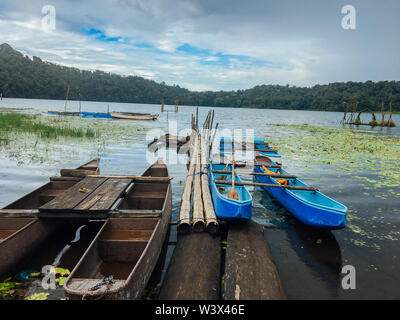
266 124 400 189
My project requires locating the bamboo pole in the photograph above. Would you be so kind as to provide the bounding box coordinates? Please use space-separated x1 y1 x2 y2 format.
192 134 206 232
221 163 282 169
219 147 279 153
214 180 317 191
200 134 218 234
178 130 198 234
212 170 297 179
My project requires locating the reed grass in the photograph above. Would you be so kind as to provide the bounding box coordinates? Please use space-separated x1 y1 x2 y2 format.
0 113 100 139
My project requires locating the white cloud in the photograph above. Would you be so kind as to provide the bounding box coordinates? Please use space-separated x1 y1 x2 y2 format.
0 0 399 91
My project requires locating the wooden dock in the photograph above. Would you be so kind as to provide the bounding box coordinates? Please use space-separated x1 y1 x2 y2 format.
159 110 285 300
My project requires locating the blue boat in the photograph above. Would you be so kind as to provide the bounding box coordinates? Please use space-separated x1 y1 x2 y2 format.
209 163 252 221
254 155 347 228
219 137 282 164
253 138 282 163
81 112 113 119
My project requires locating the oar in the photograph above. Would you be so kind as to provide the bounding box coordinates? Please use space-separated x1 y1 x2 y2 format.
214 180 317 191
227 146 239 200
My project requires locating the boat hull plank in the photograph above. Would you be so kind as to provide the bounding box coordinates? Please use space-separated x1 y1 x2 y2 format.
158 233 221 300
224 220 286 300
0 219 55 277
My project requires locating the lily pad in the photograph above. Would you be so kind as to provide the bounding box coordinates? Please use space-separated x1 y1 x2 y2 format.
25 292 49 300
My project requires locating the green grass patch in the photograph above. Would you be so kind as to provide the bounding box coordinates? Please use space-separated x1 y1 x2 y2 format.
0 113 100 139
0 112 150 165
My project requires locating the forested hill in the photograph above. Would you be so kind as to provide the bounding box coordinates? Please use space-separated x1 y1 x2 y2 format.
0 43 399 111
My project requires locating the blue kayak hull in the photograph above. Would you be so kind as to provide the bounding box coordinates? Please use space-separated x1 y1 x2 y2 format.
254 165 346 228
209 165 252 221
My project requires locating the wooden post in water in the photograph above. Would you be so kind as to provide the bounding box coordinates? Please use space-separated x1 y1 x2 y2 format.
64 85 70 113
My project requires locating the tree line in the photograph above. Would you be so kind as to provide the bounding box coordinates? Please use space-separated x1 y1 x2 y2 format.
0 43 399 112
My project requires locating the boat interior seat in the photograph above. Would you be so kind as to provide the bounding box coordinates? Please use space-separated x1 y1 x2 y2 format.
78 166 97 171
97 218 157 263
3 181 76 209
117 182 167 210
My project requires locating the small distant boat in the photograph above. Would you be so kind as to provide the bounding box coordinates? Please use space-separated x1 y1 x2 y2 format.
81 112 113 119
254 155 347 228
110 112 158 121
209 163 252 221
0 158 100 277
63 159 172 300
47 110 82 116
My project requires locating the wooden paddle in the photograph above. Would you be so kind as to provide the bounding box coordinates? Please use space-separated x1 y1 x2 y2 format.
227 147 239 200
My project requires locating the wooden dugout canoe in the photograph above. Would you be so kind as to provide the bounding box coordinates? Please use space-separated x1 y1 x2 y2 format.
63 158 172 300
110 112 159 121
0 158 100 277
47 110 82 116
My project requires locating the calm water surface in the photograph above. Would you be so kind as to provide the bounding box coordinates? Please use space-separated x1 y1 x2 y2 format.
0 98 399 299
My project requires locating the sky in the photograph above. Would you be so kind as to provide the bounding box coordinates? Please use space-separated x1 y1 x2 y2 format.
0 0 399 91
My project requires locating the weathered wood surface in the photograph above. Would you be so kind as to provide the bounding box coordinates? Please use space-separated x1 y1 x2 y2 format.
110 210 162 218
224 221 286 300
39 177 107 212
50 176 82 182
177 130 197 234
60 168 99 178
200 135 218 234
158 233 221 300
0 210 38 218
39 177 132 213
74 178 130 212
192 136 205 232
87 175 171 182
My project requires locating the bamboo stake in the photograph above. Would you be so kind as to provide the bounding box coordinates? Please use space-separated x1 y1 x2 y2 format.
192 134 205 232
214 180 317 191
219 147 279 153
209 122 219 156
178 130 198 234
200 134 218 234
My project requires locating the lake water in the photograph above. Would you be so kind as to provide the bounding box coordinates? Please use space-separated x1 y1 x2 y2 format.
0 97 399 300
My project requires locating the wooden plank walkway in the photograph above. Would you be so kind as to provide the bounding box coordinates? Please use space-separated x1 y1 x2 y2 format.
223 221 286 300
